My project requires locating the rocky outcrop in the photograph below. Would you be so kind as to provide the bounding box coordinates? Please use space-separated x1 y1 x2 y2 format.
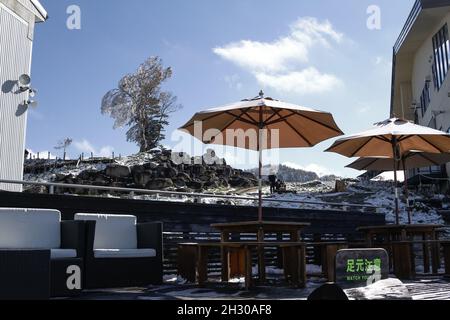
246 164 319 183
105 165 131 179
48 149 258 194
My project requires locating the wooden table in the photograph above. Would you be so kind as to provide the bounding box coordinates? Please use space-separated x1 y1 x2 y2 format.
357 224 444 276
211 221 310 282
177 242 308 289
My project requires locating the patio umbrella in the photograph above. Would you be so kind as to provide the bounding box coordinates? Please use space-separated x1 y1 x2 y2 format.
347 152 450 224
326 118 450 224
180 91 344 221
346 152 450 171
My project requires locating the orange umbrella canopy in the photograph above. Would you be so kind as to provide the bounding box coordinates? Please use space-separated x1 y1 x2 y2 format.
180 95 344 151
346 152 450 171
327 118 450 225
326 118 450 158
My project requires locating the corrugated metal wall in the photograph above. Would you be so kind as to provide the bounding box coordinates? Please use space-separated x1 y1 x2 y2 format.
0 3 33 192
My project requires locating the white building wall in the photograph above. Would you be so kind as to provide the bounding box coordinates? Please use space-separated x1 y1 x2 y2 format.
0 2 34 192
412 13 450 132
410 12 450 180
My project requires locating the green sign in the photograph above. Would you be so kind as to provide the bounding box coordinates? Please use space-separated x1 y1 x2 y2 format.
336 249 389 286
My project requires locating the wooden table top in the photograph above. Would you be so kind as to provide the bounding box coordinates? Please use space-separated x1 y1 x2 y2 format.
211 221 311 233
357 224 444 233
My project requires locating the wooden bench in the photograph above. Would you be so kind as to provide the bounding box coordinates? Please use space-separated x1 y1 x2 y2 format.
279 243 307 288
313 242 349 282
389 240 450 279
441 241 450 277
177 242 307 290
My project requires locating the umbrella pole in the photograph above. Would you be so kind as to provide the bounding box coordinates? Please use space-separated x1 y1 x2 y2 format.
392 139 400 225
403 158 412 225
258 145 263 222
258 106 263 222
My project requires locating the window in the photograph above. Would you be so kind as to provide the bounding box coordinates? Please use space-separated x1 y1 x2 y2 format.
420 81 431 116
428 114 436 129
432 24 450 89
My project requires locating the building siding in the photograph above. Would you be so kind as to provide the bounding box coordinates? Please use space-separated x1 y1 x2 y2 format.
0 3 33 192
412 13 450 133
400 11 450 183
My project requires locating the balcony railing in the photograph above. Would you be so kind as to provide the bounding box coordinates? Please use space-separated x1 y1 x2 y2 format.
0 179 380 212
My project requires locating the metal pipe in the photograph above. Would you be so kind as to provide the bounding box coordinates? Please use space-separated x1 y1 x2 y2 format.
392 137 400 225
258 103 264 222
402 157 412 225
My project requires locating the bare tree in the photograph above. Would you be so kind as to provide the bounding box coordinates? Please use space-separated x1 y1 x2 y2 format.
54 138 73 160
101 57 181 153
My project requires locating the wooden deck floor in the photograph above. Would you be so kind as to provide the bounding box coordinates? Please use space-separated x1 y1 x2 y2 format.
69 278 450 300
404 278 450 300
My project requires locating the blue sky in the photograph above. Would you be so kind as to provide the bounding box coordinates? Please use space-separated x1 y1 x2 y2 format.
29 0 414 177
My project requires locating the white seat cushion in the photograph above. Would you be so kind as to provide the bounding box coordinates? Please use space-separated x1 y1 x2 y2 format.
74 214 138 250
94 249 156 259
0 208 61 249
51 249 77 260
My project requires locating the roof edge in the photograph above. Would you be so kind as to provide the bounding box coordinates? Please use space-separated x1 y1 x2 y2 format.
30 0 47 21
390 48 397 117
394 0 422 54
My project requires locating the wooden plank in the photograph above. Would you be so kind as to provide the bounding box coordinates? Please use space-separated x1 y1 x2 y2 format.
423 233 430 273
198 246 209 286
229 248 246 278
177 245 198 283
322 244 349 282
298 246 307 288
221 232 230 282
244 246 253 290
257 228 266 283
393 243 414 280
443 243 450 276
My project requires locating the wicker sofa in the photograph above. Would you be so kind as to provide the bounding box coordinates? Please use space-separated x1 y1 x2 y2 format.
0 208 84 299
74 214 163 289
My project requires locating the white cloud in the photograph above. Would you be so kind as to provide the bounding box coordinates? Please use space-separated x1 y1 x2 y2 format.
224 74 243 90
28 109 44 121
374 56 392 71
283 162 334 177
213 17 343 95
357 105 372 114
214 37 309 73
74 140 95 154
214 17 342 73
74 139 114 158
98 146 115 158
255 67 342 94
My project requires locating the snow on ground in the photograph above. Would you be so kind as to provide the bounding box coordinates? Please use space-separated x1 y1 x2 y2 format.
115 153 155 167
23 162 108 183
371 171 405 182
364 188 444 225
23 160 447 227
344 278 411 300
